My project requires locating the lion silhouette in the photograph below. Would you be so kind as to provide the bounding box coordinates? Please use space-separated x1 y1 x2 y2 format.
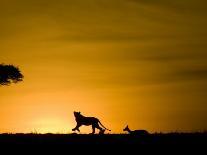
72 111 111 134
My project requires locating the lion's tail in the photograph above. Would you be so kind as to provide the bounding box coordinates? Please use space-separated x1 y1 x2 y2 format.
98 120 111 131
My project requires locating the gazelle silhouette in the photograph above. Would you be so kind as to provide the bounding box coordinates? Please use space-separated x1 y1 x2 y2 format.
123 125 149 135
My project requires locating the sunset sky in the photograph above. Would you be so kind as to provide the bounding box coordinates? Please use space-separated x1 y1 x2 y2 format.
0 0 207 133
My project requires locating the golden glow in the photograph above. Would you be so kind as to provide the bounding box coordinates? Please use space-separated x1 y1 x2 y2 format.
0 0 207 133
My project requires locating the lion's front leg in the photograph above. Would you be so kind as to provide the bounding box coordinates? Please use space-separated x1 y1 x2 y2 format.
72 124 81 132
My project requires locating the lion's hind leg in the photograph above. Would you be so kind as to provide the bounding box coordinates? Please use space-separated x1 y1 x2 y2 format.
96 125 105 134
99 129 105 134
90 125 96 134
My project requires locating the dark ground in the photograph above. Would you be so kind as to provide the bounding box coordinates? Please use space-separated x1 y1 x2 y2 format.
0 133 206 153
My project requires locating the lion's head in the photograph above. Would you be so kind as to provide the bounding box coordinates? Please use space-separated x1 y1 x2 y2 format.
73 111 81 118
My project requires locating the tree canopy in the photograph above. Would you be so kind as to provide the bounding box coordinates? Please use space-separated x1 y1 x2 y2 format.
0 64 24 85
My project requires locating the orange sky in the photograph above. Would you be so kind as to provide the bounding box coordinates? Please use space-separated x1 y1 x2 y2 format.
0 0 207 133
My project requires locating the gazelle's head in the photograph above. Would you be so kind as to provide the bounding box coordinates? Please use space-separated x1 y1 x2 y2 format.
123 125 129 132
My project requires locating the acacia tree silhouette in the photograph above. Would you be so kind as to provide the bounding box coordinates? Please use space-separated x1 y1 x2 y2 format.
0 64 24 85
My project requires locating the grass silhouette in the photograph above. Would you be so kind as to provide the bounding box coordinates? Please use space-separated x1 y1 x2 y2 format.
0 132 206 146
0 132 206 154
